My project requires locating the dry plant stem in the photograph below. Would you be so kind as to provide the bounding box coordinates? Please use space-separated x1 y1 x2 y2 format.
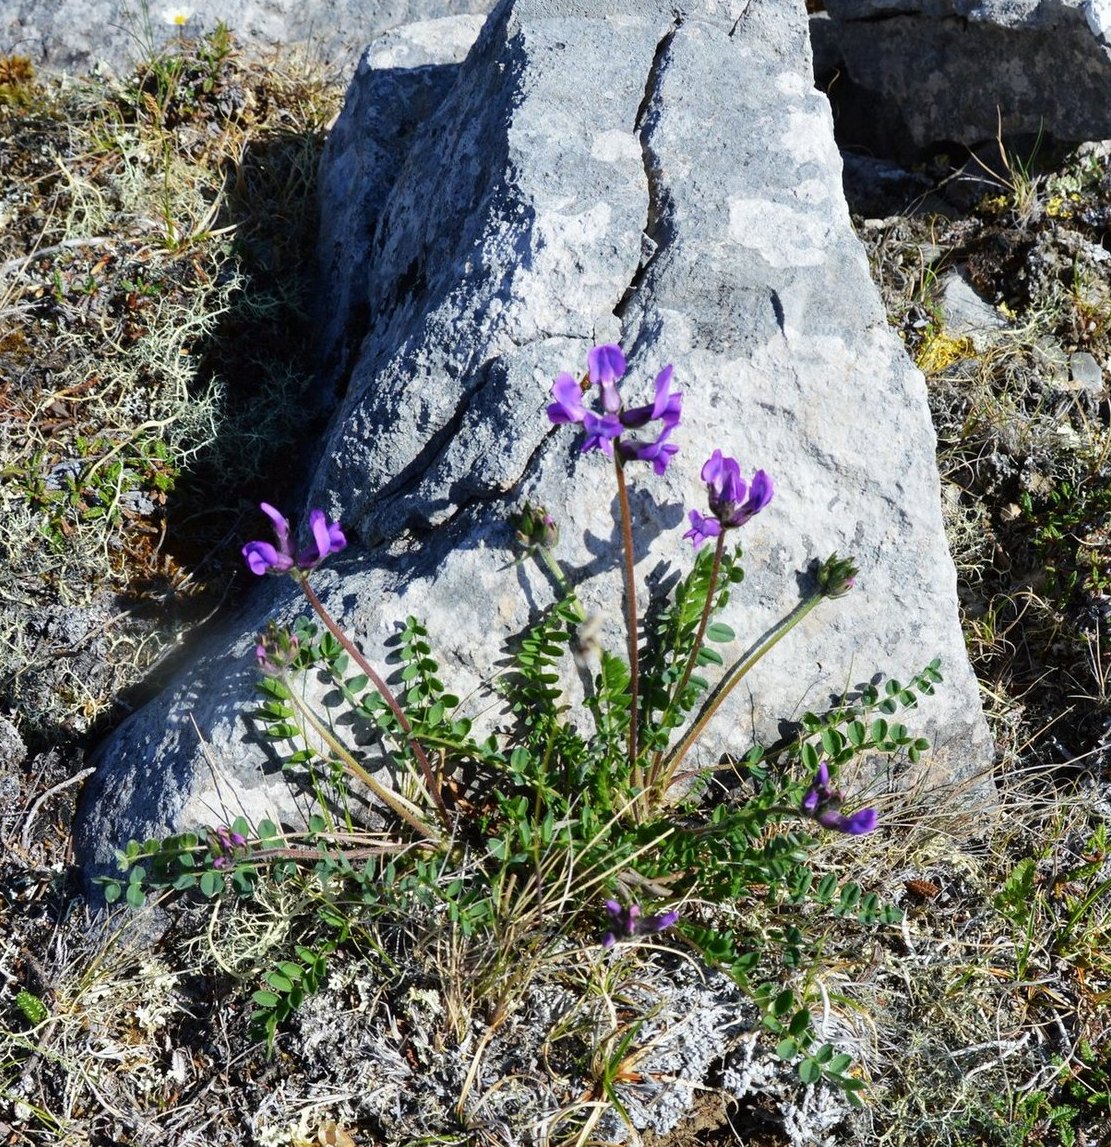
661 590 825 787
297 573 449 824
613 456 642 788
282 677 443 844
645 531 726 793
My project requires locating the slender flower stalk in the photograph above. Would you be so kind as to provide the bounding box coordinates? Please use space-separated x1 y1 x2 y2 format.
613 456 642 789
282 671 444 843
661 552 860 795
296 576 449 824
546 345 684 796
644 528 727 790
660 590 824 791
243 503 449 827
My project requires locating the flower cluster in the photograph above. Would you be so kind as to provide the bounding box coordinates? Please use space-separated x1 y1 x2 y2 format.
547 345 682 474
514 502 559 552
242 503 346 576
800 762 877 835
817 552 859 598
255 621 300 675
209 825 247 869
601 899 680 948
684 449 773 548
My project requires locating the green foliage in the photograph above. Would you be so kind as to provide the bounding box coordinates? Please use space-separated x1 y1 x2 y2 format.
1020 470 1111 604
250 939 337 1053
15 990 49 1026
105 421 941 1122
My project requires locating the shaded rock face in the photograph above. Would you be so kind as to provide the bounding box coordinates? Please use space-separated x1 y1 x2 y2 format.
812 0 1111 162
75 0 993 881
3 0 496 76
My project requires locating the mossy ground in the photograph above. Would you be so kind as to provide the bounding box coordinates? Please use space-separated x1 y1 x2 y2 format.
1 26 1111 1147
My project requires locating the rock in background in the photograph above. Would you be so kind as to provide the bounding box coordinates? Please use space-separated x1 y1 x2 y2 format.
75 0 993 881
3 0 496 76
812 0 1111 162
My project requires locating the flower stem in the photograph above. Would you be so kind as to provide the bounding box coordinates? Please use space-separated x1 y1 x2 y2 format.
296 574 449 825
613 456 641 789
658 590 825 794
644 531 726 796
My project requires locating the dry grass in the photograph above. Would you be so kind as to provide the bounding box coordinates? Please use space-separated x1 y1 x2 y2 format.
0 26 344 743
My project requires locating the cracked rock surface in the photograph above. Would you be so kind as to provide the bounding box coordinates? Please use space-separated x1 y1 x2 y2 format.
75 0 992 878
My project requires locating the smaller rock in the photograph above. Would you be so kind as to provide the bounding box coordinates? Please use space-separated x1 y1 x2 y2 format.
1069 350 1105 392
0 715 26 773
939 271 1008 347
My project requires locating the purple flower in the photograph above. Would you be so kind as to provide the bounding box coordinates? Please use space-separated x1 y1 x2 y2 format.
242 503 347 576
209 824 249 870
243 503 296 575
581 410 624 456
601 899 680 948
800 762 877 835
588 344 626 413
620 364 681 430
547 372 588 424
548 346 682 467
684 451 773 548
618 423 680 476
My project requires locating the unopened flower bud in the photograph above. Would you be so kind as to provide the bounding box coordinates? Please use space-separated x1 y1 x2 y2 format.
817 552 859 598
255 622 299 674
514 503 559 552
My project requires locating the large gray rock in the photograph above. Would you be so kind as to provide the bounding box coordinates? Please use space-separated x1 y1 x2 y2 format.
811 0 1111 160
76 0 993 882
4 0 495 76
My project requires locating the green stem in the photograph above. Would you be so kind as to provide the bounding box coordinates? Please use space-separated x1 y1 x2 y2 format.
658 591 825 795
613 456 641 789
645 531 726 794
297 573 449 825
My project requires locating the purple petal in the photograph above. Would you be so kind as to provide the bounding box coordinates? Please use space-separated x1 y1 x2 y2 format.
309 509 332 561
581 411 623 455
683 509 721 549
702 450 746 511
727 469 773 526
651 365 681 424
641 909 679 934
842 807 878 835
295 511 347 568
619 425 679 475
747 469 774 513
242 541 293 576
548 372 586 424
619 364 682 431
259 502 292 555
587 344 626 384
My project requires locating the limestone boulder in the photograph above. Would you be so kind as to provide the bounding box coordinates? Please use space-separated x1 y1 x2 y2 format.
812 0 1111 160
75 0 993 883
